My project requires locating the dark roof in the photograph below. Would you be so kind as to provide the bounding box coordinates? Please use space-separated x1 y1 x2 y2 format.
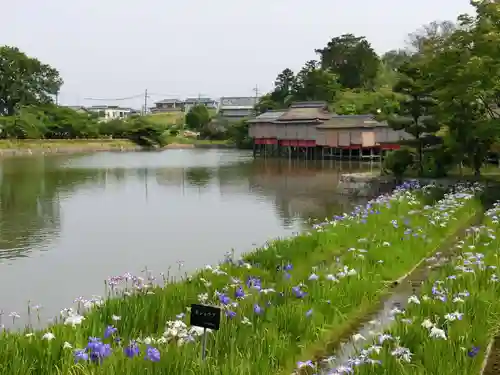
289 101 328 109
316 115 387 129
276 107 331 122
64 105 88 111
184 97 216 103
247 110 286 123
219 97 258 108
155 99 183 104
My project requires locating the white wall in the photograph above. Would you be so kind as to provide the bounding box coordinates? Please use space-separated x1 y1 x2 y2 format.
104 109 131 119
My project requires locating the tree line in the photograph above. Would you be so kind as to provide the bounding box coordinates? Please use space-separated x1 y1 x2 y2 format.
0 44 248 148
254 1 500 178
0 46 171 147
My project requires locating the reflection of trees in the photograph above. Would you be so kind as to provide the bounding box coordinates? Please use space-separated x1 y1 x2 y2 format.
185 167 213 188
0 157 101 259
0 152 378 260
153 156 378 227
0 157 153 260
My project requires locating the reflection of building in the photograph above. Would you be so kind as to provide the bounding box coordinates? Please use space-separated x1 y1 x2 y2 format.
149 158 374 226
247 159 372 222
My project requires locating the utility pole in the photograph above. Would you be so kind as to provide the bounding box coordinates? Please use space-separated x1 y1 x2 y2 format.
143 89 149 115
253 85 259 99
55 91 59 105
252 85 259 115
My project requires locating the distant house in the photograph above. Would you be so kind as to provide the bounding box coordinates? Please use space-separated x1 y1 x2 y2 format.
218 96 259 122
184 98 218 112
151 98 218 113
87 105 134 120
64 105 89 114
151 99 185 113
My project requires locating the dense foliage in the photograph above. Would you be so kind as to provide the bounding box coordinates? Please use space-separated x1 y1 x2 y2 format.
255 1 500 178
0 46 169 147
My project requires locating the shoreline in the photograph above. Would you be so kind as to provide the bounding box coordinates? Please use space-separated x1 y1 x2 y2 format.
0 140 236 157
163 142 236 149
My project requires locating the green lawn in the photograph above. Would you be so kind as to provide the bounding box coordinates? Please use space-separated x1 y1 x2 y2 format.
145 112 185 126
146 109 218 126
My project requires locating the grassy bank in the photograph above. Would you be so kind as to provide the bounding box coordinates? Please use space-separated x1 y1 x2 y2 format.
162 137 232 146
344 201 500 375
0 139 138 150
0 183 482 374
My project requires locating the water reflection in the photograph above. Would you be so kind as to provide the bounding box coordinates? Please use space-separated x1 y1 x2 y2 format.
0 153 378 261
0 150 382 327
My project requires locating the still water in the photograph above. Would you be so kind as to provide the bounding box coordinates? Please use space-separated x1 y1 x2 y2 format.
0 149 377 327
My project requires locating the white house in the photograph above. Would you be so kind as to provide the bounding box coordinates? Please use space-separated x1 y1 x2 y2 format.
218 97 259 121
87 105 135 120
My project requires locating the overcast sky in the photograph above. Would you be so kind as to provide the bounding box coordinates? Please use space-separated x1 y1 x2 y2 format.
2 0 473 109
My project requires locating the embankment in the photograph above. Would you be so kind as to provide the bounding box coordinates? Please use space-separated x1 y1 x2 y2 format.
163 142 236 149
0 182 483 375
0 140 236 156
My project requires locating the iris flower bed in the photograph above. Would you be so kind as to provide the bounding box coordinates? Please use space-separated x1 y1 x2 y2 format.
324 201 500 375
0 182 483 375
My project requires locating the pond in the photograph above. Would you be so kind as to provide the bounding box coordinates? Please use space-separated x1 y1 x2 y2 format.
0 149 378 327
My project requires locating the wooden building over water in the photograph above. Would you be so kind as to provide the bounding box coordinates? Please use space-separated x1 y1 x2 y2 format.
248 101 411 160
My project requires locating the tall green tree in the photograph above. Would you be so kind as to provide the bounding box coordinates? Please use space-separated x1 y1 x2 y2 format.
291 60 339 102
385 61 440 175
0 46 63 116
315 34 380 89
422 1 500 176
381 49 412 71
254 93 280 114
270 68 295 106
185 104 211 131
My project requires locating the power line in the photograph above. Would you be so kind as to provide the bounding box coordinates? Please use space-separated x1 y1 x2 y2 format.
83 93 145 101
253 85 259 98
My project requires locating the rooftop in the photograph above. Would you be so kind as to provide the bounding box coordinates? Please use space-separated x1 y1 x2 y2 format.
155 99 183 104
276 107 331 122
247 110 286 123
316 115 387 129
219 97 258 108
184 97 216 103
87 105 133 110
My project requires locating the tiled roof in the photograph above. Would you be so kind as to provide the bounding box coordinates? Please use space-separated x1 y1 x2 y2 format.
276 107 331 122
219 97 258 108
184 97 216 103
316 115 387 129
155 99 183 104
247 110 286 123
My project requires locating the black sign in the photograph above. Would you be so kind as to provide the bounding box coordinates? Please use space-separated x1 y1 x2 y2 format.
190 304 221 330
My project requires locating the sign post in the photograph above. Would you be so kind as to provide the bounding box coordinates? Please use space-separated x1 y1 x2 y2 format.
190 304 221 361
